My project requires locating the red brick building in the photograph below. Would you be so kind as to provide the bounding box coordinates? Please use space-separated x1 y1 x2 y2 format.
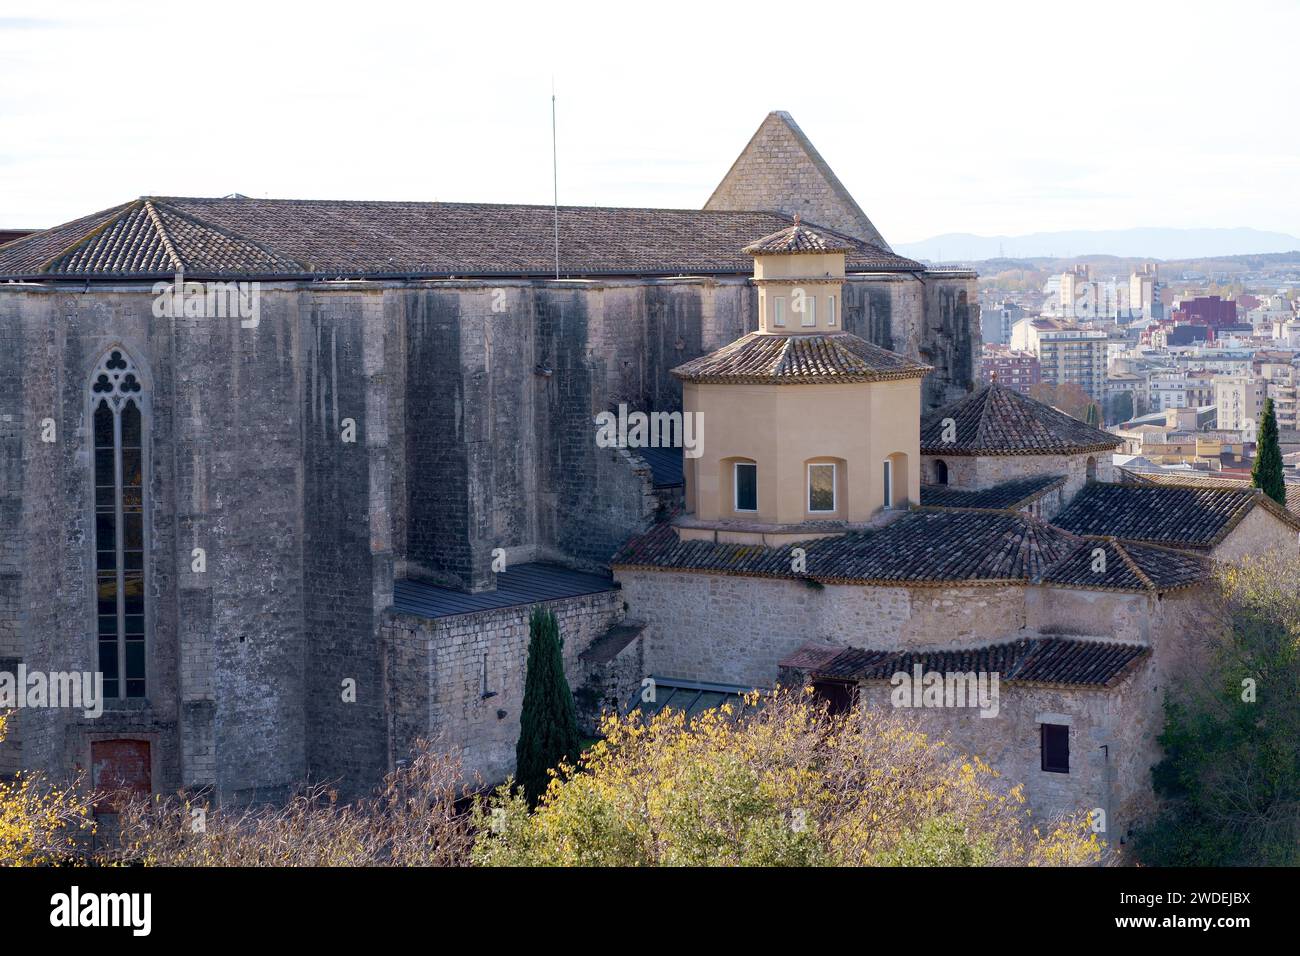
980 345 1041 395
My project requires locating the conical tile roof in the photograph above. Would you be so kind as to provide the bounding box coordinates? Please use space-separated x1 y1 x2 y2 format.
920 383 1122 456
742 219 853 255
671 331 931 385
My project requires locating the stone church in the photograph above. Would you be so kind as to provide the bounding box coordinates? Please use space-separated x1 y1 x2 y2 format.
0 112 976 803
4 108 1285 842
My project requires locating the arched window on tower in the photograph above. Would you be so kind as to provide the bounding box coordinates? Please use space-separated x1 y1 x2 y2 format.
91 348 147 700
934 459 949 485
1086 456 1097 481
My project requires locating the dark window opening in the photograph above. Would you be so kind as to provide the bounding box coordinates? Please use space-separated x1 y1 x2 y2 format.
812 679 856 716
1041 723 1069 773
734 462 757 512
91 350 146 700
934 459 949 485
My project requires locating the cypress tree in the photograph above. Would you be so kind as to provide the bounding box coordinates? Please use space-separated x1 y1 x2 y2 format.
1110 392 1133 426
515 607 581 806
1252 397 1286 507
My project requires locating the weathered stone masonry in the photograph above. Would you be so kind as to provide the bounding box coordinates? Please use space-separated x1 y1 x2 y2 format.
0 267 976 800
381 589 624 786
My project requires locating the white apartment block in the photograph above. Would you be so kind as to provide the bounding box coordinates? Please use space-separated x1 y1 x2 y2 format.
1012 317 1111 400
1214 375 1266 433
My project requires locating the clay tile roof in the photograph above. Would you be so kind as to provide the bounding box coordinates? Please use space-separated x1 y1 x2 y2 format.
920 383 1123 456
742 219 854 255
0 198 924 281
670 331 932 385
791 637 1150 688
1051 481 1300 549
919 474 1065 510
1120 468 1300 515
33 199 307 278
777 642 849 672
1036 537 1209 592
612 509 1080 587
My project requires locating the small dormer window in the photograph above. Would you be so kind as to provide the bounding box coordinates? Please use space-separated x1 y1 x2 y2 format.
734 462 758 512
827 296 837 327
774 297 786 328
802 296 816 327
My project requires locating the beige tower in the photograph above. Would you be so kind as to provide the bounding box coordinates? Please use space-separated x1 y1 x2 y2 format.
671 219 931 545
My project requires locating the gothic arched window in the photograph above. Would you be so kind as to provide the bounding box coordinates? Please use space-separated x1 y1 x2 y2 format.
91 348 146 699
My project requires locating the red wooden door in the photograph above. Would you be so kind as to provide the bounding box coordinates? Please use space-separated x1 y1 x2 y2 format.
91 739 151 812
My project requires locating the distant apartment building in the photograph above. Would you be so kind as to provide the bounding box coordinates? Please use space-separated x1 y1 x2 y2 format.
1058 265 1090 318
1149 372 1187 411
1173 295 1239 331
1177 370 1215 408
1247 294 1294 330
1106 370 1145 401
1011 317 1108 400
1214 374 1266 432
1054 264 1124 320
980 300 1025 346
980 345 1041 394
1128 263 1162 320
1260 363 1299 431
1148 370 1215 412
1275 320 1300 349
1146 321 1210 349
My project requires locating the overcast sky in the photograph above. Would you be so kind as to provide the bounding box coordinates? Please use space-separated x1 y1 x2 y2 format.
2 0 1298 243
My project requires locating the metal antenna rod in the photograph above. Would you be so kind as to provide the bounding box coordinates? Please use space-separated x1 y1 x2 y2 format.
552 78 559 280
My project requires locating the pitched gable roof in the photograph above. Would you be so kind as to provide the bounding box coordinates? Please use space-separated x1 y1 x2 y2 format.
786 637 1150 689
920 383 1123 457
33 199 308 278
613 509 1080 587
1038 537 1209 592
0 197 923 281
670 331 931 385
614 505 1211 594
704 111 892 250
1052 481 1300 550
1120 467 1300 515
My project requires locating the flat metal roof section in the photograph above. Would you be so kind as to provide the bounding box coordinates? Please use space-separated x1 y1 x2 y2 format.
623 676 764 720
636 446 684 489
391 562 618 621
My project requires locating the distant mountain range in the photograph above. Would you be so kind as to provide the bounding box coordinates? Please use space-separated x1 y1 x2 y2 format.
894 228 1300 262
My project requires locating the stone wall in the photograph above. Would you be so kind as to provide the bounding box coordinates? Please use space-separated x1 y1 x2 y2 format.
618 569 1204 691
918 274 981 411
0 264 979 800
854 665 1159 843
923 450 1109 505
1211 504 1300 563
703 111 891 250
618 566 1214 839
0 283 392 802
381 589 625 787
616 569 1034 687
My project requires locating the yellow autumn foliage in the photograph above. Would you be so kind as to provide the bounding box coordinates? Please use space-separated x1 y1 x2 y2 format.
473 688 1103 867
0 712 97 866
